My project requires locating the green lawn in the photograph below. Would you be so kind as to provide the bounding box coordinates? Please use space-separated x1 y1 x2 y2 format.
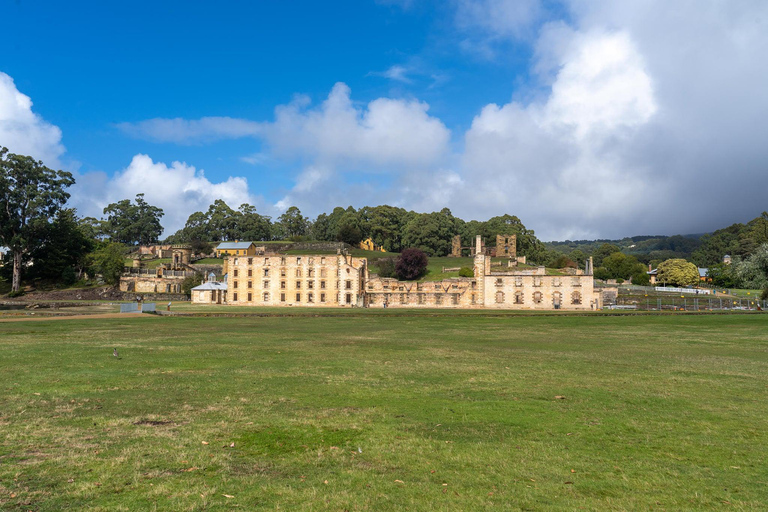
1 314 766 510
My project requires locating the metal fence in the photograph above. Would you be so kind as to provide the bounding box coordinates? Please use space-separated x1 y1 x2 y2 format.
119 302 156 313
610 296 767 312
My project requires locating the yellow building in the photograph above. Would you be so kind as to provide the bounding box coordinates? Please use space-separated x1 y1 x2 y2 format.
359 238 386 252
215 241 257 258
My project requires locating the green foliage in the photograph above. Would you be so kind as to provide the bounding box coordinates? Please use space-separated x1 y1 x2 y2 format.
102 193 164 246
375 257 397 278
0 147 75 292
181 273 204 295
550 255 577 269
630 266 651 286
458 266 474 277
401 209 456 256
760 288 768 301
733 243 768 290
592 243 621 267
277 206 309 239
88 242 127 285
26 208 95 283
706 263 738 288
395 248 428 280
336 223 363 246
170 200 273 244
656 258 700 287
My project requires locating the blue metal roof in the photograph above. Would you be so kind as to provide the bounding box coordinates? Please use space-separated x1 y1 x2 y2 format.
216 241 254 250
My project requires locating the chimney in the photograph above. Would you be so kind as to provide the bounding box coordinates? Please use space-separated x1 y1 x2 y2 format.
475 235 482 255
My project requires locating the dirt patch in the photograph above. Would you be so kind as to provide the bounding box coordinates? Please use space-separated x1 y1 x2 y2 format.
133 419 175 426
0 313 154 322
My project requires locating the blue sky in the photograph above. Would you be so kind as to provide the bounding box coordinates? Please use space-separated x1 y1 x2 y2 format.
2 1 767 240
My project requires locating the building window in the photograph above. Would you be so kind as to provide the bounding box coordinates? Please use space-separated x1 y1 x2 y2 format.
247 258 253 265
263 280 269 288
296 293 301 302
345 280 352 290
264 268 269 277
471 293 477 305
296 268 302 277
263 292 269 301
264 257 269 265
308 293 314 303
571 291 582 305
308 281 314 289
308 257 314 265
321 257 326 264
514 291 523 304
400 293 407 304
571 277 582 287
418 293 425 304
320 280 326 289
233 280 239 289
533 291 543 304
495 278 503 287
320 293 326 302
452 294 459 305
495 291 504 303
280 268 286 277
370 294 376 304
515 276 523 287
233 258 239 265
553 291 562 307
234 269 239 277
533 277 542 287
345 293 352 304
296 281 301 289
435 294 443 305
280 281 286 289
247 281 252 289
553 277 561 287
435 283 441 290
296 257 301 264
280 293 286 302
233 292 238 301
247 292 252 301
210 290 215 301
247 269 253 277
308 268 314 278
281 257 286 264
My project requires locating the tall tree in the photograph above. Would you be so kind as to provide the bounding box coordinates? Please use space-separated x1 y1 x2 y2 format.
102 194 164 245
0 148 75 292
277 206 309 239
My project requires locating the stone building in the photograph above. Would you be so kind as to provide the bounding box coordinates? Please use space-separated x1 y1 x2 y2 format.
119 267 192 293
226 252 367 307
191 273 227 304
194 235 600 310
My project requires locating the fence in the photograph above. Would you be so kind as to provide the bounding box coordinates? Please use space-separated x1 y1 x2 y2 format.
654 286 711 295
119 302 156 313
610 296 766 312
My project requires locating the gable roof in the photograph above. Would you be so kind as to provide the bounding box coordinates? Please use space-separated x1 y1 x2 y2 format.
216 241 254 250
192 281 228 291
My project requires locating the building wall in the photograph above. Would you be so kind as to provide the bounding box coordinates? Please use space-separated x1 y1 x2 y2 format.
192 288 226 304
119 275 185 294
365 277 482 308
226 253 366 307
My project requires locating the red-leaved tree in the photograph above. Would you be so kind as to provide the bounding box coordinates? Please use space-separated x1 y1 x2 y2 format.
395 248 428 280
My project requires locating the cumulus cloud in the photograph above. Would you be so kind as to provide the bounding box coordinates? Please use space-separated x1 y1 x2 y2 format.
260 82 451 169
70 154 259 235
117 116 262 144
0 71 65 166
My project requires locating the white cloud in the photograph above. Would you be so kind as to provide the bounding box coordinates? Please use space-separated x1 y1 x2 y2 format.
0 71 65 166
116 116 262 144
370 65 413 83
456 0 544 40
70 154 259 236
261 82 450 169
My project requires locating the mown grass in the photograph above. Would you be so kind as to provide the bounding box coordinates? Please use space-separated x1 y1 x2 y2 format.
1 314 767 510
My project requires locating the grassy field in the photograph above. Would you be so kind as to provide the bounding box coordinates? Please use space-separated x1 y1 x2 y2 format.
1 314 767 510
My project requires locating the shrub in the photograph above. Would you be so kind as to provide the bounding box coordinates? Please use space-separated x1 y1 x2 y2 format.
376 257 397 278
395 248 428 280
459 267 474 278
181 273 204 295
761 288 768 301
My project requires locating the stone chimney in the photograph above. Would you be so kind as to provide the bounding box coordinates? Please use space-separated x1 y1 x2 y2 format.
475 235 482 255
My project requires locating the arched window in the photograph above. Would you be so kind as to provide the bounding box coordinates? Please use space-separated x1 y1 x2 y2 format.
514 291 524 304
533 291 543 304
553 291 562 307
571 291 582 305
495 291 505 303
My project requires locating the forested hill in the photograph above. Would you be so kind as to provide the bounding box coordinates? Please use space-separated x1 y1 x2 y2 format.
545 211 768 267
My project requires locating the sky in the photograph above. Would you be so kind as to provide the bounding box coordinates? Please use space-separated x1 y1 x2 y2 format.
1 0 767 241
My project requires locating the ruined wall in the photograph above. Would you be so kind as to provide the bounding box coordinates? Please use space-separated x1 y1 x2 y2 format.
482 273 599 310
495 235 517 259
119 275 186 294
365 277 482 308
226 253 366 307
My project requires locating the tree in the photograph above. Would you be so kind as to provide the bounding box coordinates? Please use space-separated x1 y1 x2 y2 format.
181 272 204 295
401 210 455 256
88 242 126 286
277 206 309 239
27 209 95 284
395 248 429 280
0 148 75 293
375 257 397 278
656 258 700 287
102 194 164 245
706 263 738 288
592 243 621 267
733 243 768 290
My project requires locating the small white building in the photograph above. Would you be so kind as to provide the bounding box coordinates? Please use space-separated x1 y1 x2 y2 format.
191 273 227 304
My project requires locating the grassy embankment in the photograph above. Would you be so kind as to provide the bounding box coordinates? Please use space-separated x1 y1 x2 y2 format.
1 313 766 510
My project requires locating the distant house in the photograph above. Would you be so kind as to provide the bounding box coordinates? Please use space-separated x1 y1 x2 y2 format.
215 241 257 258
359 238 386 252
191 272 228 304
698 267 711 283
647 267 658 285
723 254 732 264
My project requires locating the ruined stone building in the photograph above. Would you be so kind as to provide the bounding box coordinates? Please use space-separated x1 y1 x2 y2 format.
195 235 600 310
